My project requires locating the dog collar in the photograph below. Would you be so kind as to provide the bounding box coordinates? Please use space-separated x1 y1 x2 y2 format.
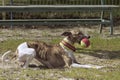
60 40 76 52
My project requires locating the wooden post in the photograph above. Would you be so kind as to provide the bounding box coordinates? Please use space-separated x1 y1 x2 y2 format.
10 0 13 29
110 11 113 35
2 0 6 28
100 0 104 34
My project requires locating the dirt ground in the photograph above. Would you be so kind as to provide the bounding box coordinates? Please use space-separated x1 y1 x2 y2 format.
0 25 120 68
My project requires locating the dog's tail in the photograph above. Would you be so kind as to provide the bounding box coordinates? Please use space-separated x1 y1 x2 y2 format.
2 50 12 62
1 50 12 63
71 63 104 69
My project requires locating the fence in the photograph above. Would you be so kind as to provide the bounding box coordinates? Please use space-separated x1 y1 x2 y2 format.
0 0 120 5
0 0 119 35
0 0 119 20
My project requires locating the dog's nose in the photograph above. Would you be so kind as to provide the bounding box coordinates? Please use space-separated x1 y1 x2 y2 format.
87 36 90 39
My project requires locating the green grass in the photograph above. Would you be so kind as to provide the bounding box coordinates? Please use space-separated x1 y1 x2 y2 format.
0 67 120 80
75 36 120 51
0 39 26 53
75 36 120 59
0 37 120 80
62 68 120 80
90 37 120 51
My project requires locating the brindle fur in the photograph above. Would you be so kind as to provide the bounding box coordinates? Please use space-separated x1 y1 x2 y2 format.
26 30 89 68
27 41 72 68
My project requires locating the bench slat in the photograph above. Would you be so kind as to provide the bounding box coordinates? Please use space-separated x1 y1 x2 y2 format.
0 5 119 12
0 19 110 25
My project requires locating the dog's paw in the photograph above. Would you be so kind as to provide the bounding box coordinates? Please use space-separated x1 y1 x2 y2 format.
23 65 28 69
64 65 71 69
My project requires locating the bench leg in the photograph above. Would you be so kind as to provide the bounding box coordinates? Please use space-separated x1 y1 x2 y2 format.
100 0 104 34
110 11 113 35
100 23 103 34
100 11 104 34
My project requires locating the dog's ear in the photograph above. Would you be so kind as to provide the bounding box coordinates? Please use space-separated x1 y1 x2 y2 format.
30 41 38 48
61 32 72 36
34 42 38 48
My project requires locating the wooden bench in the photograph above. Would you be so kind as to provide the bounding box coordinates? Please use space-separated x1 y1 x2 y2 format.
0 5 119 34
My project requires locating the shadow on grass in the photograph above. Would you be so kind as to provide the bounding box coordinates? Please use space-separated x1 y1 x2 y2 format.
76 48 120 59
29 64 65 69
29 64 48 69
107 34 120 38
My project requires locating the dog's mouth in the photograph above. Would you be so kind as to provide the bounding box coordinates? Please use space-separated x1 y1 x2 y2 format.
78 36 90 44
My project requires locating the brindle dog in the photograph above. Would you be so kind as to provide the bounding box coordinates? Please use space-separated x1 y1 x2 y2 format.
2 30 90 68
27 30 90 68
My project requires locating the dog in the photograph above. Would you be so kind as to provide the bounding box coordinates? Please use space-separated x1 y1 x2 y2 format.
2 30 90 69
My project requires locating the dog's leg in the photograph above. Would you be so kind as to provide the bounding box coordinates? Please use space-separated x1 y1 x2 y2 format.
42 61 54 69
17 48 36 68
69 52 78 63
64 50 78 64
23 54 34 68
71 63 104 69
62 55 72 68
35 57 54 69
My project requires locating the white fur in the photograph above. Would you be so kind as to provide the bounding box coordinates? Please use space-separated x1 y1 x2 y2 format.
71 63 103 69
60 43 76 63
17 42 36 68
60 46 103 69
60 37 76 63
2 42 36 68
60 39 103 69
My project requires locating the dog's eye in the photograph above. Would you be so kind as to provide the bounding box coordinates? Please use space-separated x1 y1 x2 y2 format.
87 36 90 39
78 32 83 35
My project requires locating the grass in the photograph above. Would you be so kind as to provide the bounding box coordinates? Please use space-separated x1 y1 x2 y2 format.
0 39 26 53
0 67 120 80
90 37 120 51
62 68 120 80
0 36 120 80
